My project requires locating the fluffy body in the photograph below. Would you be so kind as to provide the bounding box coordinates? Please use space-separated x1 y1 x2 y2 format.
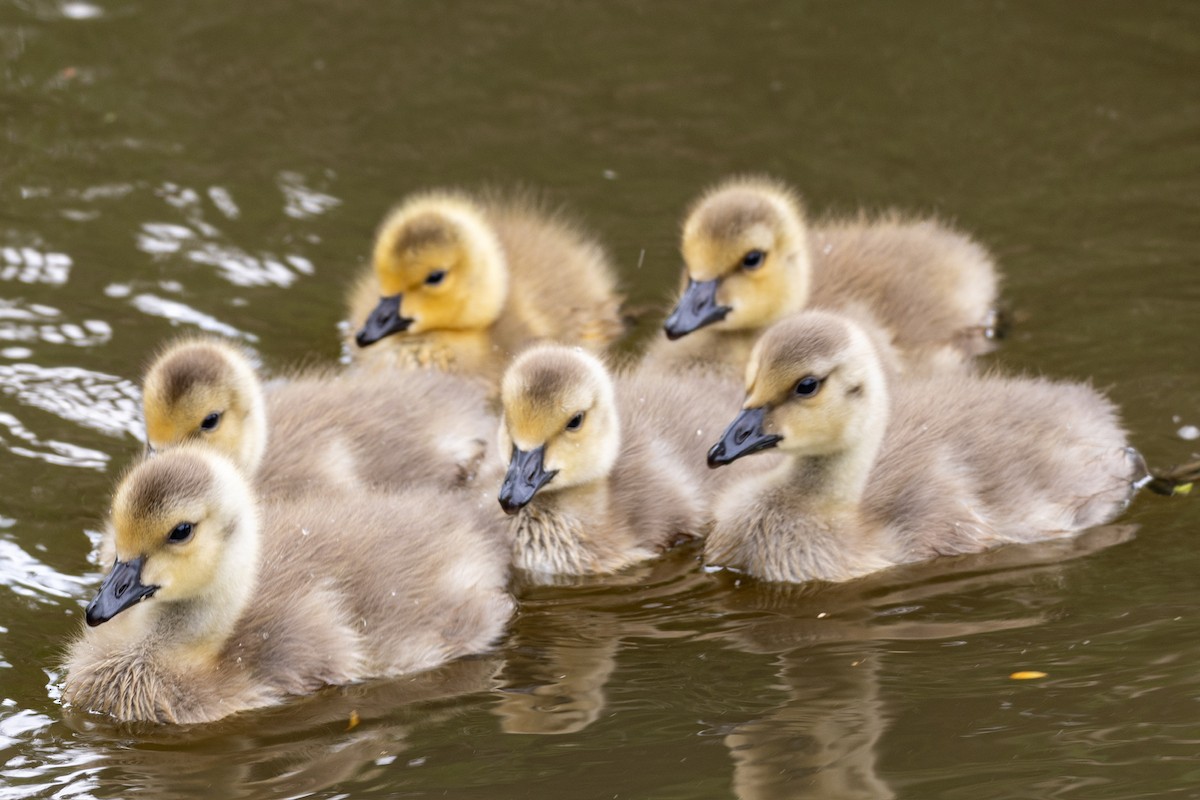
348 190 625 383
706 311 1141 584
499 346 773 577
142 338 496 498
649 176 999 374
64 449 513 724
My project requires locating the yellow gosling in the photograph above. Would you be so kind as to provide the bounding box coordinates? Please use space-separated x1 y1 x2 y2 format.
651 176 1000 374
348 190 625 383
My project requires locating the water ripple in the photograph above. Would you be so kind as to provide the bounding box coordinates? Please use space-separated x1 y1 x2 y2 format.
0 302 111 348
129 294 256 342
0 247 72 286
278 171 341 219
135 180 321 288
0 364 142 441
0 538 94 603
0 413 108 470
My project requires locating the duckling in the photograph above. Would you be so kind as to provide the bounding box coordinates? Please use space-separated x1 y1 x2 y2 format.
142 337 496 498
704 311 1144 584
495 344 772 578
649 176 1000 374
63 447 514 724
348 190 626 383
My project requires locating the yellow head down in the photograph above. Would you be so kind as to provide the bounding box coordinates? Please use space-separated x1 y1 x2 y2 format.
141 338 267 475
88 447 258 630
671 177 813 335
740 311 888 458
497 345 620 511
370 192 510 335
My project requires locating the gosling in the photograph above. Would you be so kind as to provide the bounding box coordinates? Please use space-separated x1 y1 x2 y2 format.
650 176 1000 374
63 447 514 724
496 344 770 578
348 190 625 382
142 337 496 498
704 311 1144 584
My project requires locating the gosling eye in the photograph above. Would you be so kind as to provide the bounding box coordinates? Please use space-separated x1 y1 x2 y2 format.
794 376 823 398
565 412 585 432
424 269 447 286
167 522 194 544
200 412 222 432
741 250 766 270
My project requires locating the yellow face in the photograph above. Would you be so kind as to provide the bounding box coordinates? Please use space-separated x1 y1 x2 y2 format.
682 221 792 331
676 180 810 333
742 313 877 457
108 451 232 604
141 341 261 471
144 383 237 454
498 346 620 495
371 201 508 334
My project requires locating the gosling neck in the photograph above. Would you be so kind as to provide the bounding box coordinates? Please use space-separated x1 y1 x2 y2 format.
155 512 262 662
222 350 268 477
240 381 268 477
787 397 888 511
510 479 622 577
457 209 510 330
768 196 813 323
777 233 812 318
542 478 613 520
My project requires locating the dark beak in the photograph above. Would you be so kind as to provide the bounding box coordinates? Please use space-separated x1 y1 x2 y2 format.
85 556 158 627
498 445 558 514
355 294 413 347
707 406 782 468
663 278 731 340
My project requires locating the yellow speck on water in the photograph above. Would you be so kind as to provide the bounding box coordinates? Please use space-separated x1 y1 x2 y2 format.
1009 671 1047 680
347 709 360 731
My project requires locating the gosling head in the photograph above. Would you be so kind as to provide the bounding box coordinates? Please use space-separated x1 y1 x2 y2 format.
664 177 811 340
356 193 509 347
142 338 267 474
708 311 887 467
86 447 257 628
496 345 620 514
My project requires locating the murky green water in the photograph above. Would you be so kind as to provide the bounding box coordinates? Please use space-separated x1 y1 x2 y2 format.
2 1 1198 797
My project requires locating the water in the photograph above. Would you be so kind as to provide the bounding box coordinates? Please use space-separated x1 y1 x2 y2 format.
1 1 1198 797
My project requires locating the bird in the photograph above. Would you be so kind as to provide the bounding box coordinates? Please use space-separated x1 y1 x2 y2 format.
141 337 498 499
648 176 1001 375
347 189 626 383
495 343 774 578
704 310 1145 584
62 446 514 725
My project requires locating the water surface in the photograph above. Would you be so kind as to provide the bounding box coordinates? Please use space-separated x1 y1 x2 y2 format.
1 2 1198 797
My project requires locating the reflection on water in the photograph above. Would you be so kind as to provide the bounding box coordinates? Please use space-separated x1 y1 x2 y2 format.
704 526 1139 800
0 247 72 286
0 302 111 348
137 180 320 289
3 659 503 800
0 0 1198 798
723 651 893 800
0 363 141 440
127 293 256 341
0 536 96 604
0 411 109 469
496 548 707 735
